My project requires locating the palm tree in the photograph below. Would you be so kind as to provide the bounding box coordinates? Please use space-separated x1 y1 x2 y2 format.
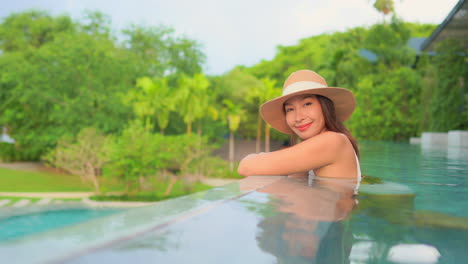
174 73 211 135
261 78 281 152
130 76 174 134
222 99 245 171
246 81 266 153
372 0 395 21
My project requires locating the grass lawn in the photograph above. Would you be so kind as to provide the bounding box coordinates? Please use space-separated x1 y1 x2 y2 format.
0 167 93 192
0 196 42 203
0 167 215 202
0 196 82 206
91 180 214 202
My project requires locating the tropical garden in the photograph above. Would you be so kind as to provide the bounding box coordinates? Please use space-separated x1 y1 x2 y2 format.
0 2 466 201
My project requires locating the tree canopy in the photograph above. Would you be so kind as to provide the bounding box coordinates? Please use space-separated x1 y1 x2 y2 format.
0 9 465 163
0 10 207 159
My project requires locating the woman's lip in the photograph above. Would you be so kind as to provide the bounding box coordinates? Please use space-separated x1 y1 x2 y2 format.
296 123 312 132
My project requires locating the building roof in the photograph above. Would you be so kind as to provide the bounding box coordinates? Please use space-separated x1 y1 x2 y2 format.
421 0 468 51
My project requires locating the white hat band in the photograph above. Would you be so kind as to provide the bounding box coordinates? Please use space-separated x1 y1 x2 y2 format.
282 81 327 96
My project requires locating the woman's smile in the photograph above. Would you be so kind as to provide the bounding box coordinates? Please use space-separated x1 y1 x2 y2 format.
296 122 312 132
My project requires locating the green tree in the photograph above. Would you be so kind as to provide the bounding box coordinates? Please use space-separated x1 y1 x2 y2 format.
123 24 205 77
246 83 265 153
43 128 110 193
105 121 165 193
419 40 468 131
0 10 75 52
372 0 395 16
222 99 245 171
0 31 136 159
244 19 434 141
173 73 211 135
261 79 282 152
81 10 111 36
215 67 262 101
126 76 174 134
349 67 422 140
0 10 207 160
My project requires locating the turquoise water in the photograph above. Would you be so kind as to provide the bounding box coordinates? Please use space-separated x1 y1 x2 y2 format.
0 207 121 241
360 141 468 217
349 141 468 263
0 141 467 263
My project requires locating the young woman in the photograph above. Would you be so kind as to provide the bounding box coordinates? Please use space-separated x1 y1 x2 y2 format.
238 70 360 180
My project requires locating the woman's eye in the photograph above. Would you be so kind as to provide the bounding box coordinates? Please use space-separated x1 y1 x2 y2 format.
304 102 312 107
285 108 293 112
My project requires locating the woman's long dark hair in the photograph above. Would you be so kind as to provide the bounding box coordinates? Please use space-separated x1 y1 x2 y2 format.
316 95 359 158
289 95 359 158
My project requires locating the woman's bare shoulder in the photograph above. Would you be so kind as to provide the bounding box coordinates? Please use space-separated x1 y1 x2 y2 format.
300 131 348 151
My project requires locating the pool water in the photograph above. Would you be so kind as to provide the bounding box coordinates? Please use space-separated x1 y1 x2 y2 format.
349 141 468 263
359 141 467 217
0 141 467 264
0 207 122 241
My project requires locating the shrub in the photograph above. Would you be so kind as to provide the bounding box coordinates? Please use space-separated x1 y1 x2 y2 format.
104 121 167 194
190 155 243 179
42 127 110 193
0 142 17 161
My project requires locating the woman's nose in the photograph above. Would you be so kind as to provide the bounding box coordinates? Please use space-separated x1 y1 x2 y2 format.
295 108 306 122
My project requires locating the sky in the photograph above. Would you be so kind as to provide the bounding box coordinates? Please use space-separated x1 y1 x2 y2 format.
0 0 460 75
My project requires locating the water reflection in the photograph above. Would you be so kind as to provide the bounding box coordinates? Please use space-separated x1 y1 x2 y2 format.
252 176 359 263
351 177 468 263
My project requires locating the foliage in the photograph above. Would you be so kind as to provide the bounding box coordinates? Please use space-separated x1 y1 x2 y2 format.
42 127 110 193
363 18 413 67
172 73 213 135
245 19 445 140
372 0 394 15
90 181 212 202
125 76 175 133
104 121 214 194
215 67 262 101
349 67 422 140
0 10 75 52
189 155 243 179
104 121 166 193
0 8 462 171
0 142 18 161
0 10 206 160
122 24 205 77
0 29 136 159
418 39 468 131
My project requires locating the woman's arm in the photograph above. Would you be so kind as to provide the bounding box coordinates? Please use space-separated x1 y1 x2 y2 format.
237 131 347 176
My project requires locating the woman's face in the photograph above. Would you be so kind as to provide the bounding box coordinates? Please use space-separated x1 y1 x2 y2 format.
284 95 327 140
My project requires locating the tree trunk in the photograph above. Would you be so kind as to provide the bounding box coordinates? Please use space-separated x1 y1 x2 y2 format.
125 182 130 194
164 176 178 196
160 128 165 135
265 123 271 152
91 175 100 194
256 114 262 153
196 122 202 177
229 132 234 171
86 162 100 194
187 122 192 135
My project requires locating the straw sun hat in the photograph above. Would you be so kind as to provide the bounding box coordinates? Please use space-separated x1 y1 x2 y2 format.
260 70 356 135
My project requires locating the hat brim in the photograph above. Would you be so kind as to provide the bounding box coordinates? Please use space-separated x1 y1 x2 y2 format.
259 87 356 135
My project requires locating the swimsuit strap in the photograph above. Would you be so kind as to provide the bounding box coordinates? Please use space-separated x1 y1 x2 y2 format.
354 152 361 180
354 152 362 194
